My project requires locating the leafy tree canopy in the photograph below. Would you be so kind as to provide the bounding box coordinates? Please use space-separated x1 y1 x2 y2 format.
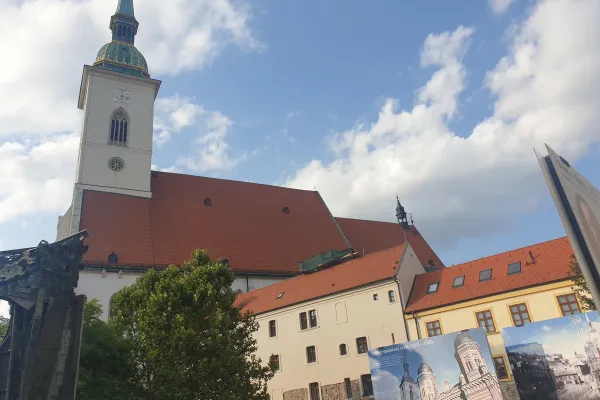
77 299 144 400
569 254 597 311
111 250 274 400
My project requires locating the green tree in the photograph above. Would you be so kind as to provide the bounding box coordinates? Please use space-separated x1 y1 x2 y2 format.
77 299 144 400
569 254 597 311
111 250 274 400
0 315 9 337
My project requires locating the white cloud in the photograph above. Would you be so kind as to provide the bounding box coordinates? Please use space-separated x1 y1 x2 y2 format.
0 0 261 137
154 94 204 147
285 0 600 251
0 134 78 224
490 0 518 15
371 369 401 400
178 111 245 172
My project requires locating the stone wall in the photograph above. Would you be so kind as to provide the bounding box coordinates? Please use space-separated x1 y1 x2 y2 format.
321 382 345 400
283 388 308 400
499 380 520 400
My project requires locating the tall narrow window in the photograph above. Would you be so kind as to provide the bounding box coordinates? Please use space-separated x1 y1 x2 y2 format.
309 382 320 400
493 356 509 379
270 354 280 372
339 343 348 356
388 290 396 302
269 320 277 338
344 378 352 398
309 309 318 328
299 312 308 330
306 346 317 363
356 337 368 354
109 108 129 146
361 374 374 396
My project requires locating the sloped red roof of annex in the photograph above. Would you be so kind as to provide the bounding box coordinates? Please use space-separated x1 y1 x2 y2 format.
79 172 351 274
405 236 573 312
234 245 405 315
335 217 444 268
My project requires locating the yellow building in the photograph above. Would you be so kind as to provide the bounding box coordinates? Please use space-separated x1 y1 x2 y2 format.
236 235 579 400
405 236 577 398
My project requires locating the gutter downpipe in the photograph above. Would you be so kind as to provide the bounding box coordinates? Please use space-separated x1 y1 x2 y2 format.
413 311 422 339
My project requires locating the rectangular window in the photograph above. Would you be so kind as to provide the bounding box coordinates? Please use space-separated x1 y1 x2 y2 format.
509 303 531 326
309 382 320 400
270 354 280 372
508 262 521 275
426 320 442 337
356 337 368 354
361 374 374 396
373 293 379 301
557 294 581 316
427 282 439 293
300 312 308 330
269 320 277 337
479 269 492 282
309 309 318 328
388 290 396 302
452 275 465 288
339 343 348 356
476 310 496 333
344 378 352 399
493 356 509 380
306 346 317 363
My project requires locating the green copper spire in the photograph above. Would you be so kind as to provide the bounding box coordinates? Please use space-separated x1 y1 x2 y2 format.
116 0 135 17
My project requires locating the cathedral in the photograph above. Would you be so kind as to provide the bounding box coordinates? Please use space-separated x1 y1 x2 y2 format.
56 0 443 319
402 332 502 400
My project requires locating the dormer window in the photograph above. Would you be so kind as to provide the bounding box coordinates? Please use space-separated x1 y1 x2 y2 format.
282 207 290 214
479 269 492 282
204 198 212 206
452 275 465 288
108 252 118 264
109 108 129 146
427 282 439 294
508 262 521 275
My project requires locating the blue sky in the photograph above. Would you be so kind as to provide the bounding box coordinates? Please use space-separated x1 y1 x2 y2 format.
369 328 496 397
0 0 599 267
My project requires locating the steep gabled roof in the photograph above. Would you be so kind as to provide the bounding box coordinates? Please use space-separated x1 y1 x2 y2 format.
80 172 350 274
405 236 573 313
335 218 444 269
234 245 405 315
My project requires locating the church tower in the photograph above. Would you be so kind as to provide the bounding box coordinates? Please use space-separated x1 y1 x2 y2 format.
60 0 161 238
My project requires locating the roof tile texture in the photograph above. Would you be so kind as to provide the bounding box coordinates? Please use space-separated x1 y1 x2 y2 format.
234 245 405 315
405 236 573 312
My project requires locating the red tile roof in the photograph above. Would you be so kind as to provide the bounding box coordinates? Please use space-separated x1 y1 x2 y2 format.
336 218 444 269
234 245 405 315
80 172 352 274
405 236 573 313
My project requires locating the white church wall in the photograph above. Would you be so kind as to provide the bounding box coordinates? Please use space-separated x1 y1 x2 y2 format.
76 269 142 321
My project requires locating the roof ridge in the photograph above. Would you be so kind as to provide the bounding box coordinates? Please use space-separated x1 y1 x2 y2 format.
151 170 317 193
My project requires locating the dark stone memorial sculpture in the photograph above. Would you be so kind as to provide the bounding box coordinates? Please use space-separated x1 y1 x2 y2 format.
0 231 88 400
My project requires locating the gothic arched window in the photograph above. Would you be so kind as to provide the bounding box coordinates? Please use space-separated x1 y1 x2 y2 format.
109 108 129 146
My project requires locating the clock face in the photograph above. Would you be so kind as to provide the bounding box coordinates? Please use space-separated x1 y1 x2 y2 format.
123 91 131 104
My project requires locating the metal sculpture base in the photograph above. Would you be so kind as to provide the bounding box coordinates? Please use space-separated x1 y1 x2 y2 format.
0 232 88 400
